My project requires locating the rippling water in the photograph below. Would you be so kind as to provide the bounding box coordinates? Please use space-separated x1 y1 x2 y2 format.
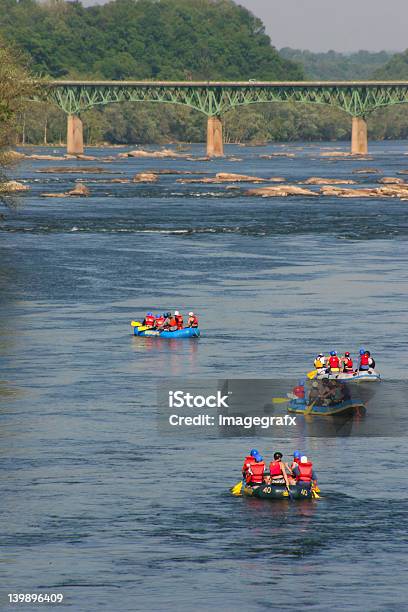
0 142 407 610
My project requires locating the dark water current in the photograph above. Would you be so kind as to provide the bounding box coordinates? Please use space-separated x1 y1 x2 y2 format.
0 142 407 610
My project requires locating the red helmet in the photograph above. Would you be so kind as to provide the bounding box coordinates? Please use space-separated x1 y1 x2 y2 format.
345 352 350 356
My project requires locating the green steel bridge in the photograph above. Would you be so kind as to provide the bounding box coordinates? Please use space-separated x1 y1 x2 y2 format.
42 80 408 156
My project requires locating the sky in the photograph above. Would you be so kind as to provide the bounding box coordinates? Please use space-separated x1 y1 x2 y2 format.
78 0 407 53
237 0 406 52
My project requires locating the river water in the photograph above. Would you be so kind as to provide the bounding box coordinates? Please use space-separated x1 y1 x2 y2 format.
0 142 407 610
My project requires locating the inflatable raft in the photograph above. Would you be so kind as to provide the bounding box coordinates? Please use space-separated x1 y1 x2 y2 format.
315 370 380 383
243 483 314 500
288 397 365 416
133 326 200 338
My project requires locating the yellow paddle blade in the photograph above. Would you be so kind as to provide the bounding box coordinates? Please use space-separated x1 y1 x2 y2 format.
137 326 150 332
313 485 321 493
307 369 318 380
230 481 243 496
131 321 142 327
272 397 290 404
312 489 321 499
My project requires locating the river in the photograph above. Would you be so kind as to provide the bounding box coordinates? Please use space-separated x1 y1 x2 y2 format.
0 141 407 610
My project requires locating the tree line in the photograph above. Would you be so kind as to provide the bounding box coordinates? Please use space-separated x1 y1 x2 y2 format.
1 0 408 146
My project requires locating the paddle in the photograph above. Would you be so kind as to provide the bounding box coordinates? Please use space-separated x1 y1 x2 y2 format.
131 320 141 327
311 486 321 499
307 369 318 380
304 399 317 415
272 397 290 404
230 479 244 496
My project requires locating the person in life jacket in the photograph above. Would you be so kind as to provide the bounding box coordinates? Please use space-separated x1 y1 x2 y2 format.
314 353 326 370
292 380 305 399
242 448 259 480
269 452 291 488
154 314 166 329
174 310 184 330
187 311 198 328
327 350 340 373
365 350 376 370
245 453 265 486
359 349 370 371
341 351 354 373
143 312 155 328
292 456 317 489
164 312 178 332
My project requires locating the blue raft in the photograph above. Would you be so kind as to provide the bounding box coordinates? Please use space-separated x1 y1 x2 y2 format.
133 326 200 338
288 398 365 416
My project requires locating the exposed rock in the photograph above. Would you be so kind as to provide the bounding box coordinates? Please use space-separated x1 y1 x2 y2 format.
352 167 382 174
110 178 130 184
378 184 408 197
245 185 317 197
397 170 408 175
302 177 356 185
216 172 267 182
377 177 405 184
3 151 26 161
320 186 378 198
36 167 118 174
177 172 276 184
124 148 187 159
41 182 91 198
26 154 67 161
132 172 158 183
74 154 98 161
0 180 29 193
67 183 90 196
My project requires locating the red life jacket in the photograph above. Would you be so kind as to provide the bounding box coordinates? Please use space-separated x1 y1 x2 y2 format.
360 354 369 366
344 357 353 370
297 462 313 483
168 318 177 329
246 461 265 484
175 314 184 329
155 316 165 327
242 455 255 475
293 385 305 398
189 315 198 328
145 315 155 327
269 460 283 477
329 356 340 369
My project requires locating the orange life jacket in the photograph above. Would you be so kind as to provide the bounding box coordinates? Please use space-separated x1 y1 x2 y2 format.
175 314 184 329
296 462 313 483
242 455 255 475
269 460 283 478
168 318 177 329
246 461 265 484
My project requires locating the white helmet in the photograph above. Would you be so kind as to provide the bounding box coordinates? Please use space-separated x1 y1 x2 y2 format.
174 310 179 315
188 311 194 316
300 456 308 463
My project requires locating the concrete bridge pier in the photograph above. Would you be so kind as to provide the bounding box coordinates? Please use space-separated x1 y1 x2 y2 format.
351 116 368 155
67 114 84 155
207 116 224 157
